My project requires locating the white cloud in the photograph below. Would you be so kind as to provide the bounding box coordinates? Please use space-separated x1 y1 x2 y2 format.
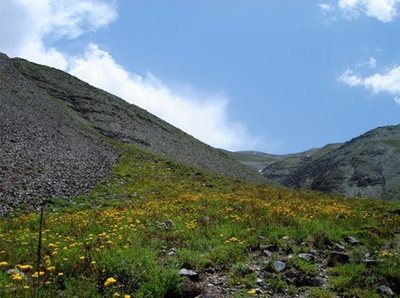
0 0 265 151
68 45 261 150
339 65 400 105
356 57 377 69
338 0 400 22
319 3 334 12
0 0 117 68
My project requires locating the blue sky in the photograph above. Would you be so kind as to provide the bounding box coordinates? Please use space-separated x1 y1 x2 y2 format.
1 0 400 153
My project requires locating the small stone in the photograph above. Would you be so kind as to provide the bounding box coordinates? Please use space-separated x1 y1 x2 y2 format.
265 244 279 252
363 259 379 266
164 219 175 229
198 216 210 225
378 285 394 296
272 261 286 273
179 268 199 282
334 243 345 251
263 250 273 257
7 269 24 276
327 252 350 267
344 236 360 245
205 267 216 274
256 278 263 285
298 253 314 261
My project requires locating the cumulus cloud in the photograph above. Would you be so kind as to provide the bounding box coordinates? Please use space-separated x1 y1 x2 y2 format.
0 0 117 69
0 0 264 151
339 65 400 104
338 0 400 22
68 44 261 150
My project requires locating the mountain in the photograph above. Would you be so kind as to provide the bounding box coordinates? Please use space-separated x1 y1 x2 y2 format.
260 126 400 200
224 151 284 171
0 53 263 213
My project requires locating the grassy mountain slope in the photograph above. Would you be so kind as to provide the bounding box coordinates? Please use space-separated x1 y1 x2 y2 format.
0 143 399 297
262 126 400 200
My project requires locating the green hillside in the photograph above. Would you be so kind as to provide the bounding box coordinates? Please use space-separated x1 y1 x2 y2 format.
0 142 399 297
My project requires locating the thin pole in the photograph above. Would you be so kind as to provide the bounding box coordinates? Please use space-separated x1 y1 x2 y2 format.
35 206 44 297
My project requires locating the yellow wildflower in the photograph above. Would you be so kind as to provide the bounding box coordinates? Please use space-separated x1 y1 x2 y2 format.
0 261 8 267
17 264 33 271
104 277 117 286
11 273 23 281
247 289 257 295
32 271 45 278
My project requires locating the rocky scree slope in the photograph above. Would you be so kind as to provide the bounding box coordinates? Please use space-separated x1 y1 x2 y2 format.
0 53 118 214
13 57 262 182
261 126 400 200
0 53 264 213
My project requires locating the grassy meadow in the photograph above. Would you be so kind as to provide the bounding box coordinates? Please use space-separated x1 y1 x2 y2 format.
0 145 399 297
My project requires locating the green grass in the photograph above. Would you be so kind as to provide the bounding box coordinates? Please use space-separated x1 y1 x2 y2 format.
0 144 399 297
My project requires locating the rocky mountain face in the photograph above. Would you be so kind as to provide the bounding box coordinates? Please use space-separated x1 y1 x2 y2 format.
225 151 284 172
259 126 400 200
0 53 263 213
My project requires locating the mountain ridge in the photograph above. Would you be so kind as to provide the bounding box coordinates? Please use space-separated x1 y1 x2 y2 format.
231 126 400 200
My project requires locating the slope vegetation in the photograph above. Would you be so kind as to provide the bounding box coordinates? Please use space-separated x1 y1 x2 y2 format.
0 143 399 297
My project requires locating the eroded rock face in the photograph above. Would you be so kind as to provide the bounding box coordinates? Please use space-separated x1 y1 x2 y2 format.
261 125 400 200
0 53 118 214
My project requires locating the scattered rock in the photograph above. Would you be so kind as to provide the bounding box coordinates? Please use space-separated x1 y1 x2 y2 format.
7 269 24 276
156 219 175 230
181 279 203 297
262 244 279 252
298 253 314 261
165 219 175 229
345 236 360 245
167 248 176 256
272 261 286 273
198 216 210 225
180 268 199 282
263 250 273 257
327 252 350 267
205 267 216 274
285 268 323 287
378 285 394 296
363 258 379 266
334 243 345 251
256 278 264 286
